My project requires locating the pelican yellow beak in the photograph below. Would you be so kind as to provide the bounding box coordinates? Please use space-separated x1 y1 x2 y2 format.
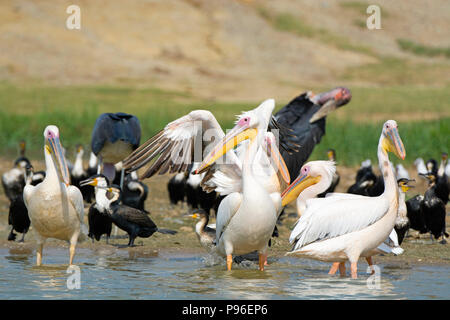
399 179 415 192
382 126 406 160
80 177 98 187
281 172 321 206
401 184 412 192
46 136 71 185
265 136 290 184
19 141 26 152
196 123 257 174
327 150 334 160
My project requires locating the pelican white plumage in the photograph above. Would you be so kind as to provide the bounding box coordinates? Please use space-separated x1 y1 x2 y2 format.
414 158 427 176
280 160 336 217
324 182 410 276
395 164 410 180
445 154 450 178
283 120 406 278
122 99 291 270
23 125 87 266
196 101 289 271
281 161 405 276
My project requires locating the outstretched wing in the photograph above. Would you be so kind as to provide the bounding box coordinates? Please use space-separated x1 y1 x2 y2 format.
123 110 234 176
122 110 242 193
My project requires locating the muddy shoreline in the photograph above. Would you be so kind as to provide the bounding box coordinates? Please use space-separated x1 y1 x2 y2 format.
0 158 449 270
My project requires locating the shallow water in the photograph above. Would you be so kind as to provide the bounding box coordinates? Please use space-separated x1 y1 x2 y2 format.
0 246 448 300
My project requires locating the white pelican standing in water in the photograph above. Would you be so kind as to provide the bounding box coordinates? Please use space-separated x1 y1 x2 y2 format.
24 125 87 266
283 120 406 278
189 132 290 264
280 161 407 276
122 99 291 270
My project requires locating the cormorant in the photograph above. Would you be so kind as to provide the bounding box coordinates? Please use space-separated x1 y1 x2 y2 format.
168 172 187 205
122 171 149 211
7 164 35 242
81 182 176 246
80 175 113 243
70 144 94 203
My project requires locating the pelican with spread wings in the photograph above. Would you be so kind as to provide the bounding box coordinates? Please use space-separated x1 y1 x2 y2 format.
122 99 291 270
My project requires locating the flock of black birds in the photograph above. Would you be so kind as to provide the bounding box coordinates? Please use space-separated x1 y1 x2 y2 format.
1 122 167 247
1 87 448 250
1 142 45 242
346 153 449 244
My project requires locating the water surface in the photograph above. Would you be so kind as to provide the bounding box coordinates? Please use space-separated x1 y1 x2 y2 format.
0 247 448 299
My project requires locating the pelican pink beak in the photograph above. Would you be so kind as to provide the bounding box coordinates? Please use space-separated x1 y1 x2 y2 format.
382 121 406 161
281 167 321 207
195 117 257 174
45 126 71 185
264 134 290 184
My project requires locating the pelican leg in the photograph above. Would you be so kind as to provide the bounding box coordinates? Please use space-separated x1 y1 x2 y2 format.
69 232 81 266
350 262 358 279
259 253 267 271
36 242 45 266
69 243 77 266
226 254 233 271
366 257 375 275
328 262 340 275
338 262 346 277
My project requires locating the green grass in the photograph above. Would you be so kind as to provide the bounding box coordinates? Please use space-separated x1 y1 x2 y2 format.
352 19 367 29
341 57 450 86
0 83 254 160
340 1 390 18
326 86 450 116
0 83 448 166
309 118 450 166
397 39 450 59
340 1 369 11
256 8 377 57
